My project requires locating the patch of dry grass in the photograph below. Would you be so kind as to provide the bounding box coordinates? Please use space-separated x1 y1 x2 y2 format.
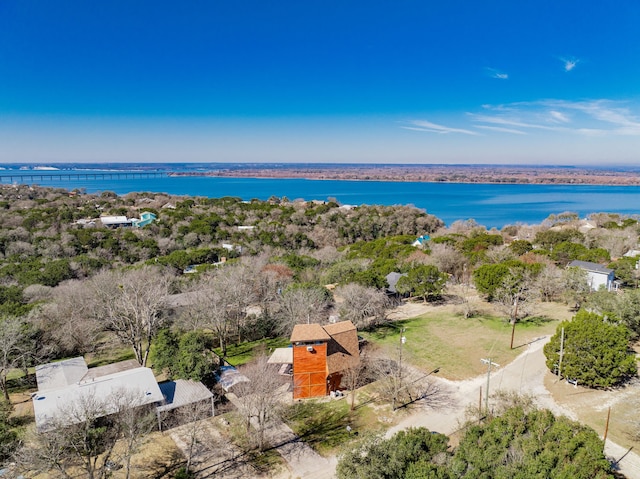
365 298 568 380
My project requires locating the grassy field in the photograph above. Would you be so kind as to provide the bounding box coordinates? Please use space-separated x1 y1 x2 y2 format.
284 396 386 456
362 301 569 380
214 337 291 367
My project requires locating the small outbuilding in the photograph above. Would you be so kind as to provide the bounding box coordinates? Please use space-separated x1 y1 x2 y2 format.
156 379 215 431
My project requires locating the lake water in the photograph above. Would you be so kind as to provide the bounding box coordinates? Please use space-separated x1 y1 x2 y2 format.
2 169 640 228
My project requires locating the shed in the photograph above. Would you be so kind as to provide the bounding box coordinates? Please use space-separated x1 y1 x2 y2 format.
156 379 215 431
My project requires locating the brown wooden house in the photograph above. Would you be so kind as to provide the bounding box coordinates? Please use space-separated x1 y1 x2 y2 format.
290 320 360 399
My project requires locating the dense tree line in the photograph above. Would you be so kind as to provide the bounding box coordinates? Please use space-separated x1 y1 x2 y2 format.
337 406 615 479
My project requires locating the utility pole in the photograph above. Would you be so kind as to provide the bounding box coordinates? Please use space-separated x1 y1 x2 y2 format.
557 327 565 379
603 407 611 452
480 358 499 415
393 328 406 411
510 298 519 349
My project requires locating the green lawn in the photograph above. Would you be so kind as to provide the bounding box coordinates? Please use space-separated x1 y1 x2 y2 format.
284 398 383 456
362 309 561 380
214 337 291 366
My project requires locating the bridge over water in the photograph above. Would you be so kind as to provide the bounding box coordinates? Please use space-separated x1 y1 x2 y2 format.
0 171 167 184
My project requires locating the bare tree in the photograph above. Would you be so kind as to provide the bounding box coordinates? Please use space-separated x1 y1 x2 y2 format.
253 262 294 327
17 392 118 479
533 264 564 302
183 262 256 358
342 352 368 411
173 400 217 475
232 354 284 452
456 282 480 319
562 266 591 309
0 315 34 401
335 283 390 329
276 285 331 335
33 280 101 356
427 243 467 282
112 390 157 479
16 388 158 479
493 268 539 349
89 266 173 366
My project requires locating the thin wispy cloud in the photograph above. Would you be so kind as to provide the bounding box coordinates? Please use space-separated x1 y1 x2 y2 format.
474 99 640 136
560 56 580 72
403 99 640 138
402 120 479 135
485 67 508 80
468 114 561 131
474 125 527 135
548 110 570 123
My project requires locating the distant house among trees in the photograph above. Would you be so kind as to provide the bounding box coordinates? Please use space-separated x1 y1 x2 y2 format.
284 320 360 399
568 260 619 292
412 234 430 247
99 211 156 228
385 271 408 295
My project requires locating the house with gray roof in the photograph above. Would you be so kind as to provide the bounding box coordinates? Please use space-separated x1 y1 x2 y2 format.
568 260 619 292
32 357 213 432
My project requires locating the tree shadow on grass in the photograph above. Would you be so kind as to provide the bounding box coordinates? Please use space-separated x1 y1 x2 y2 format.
139 447 185 479
366 320 412 340
285 402 354 451
519 315 555 327
7 373 36 395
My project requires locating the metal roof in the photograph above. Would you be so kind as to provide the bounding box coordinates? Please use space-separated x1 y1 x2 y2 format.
267 347 293 364
215 366 249 392
33 360 164 432
156 379 213 413
35 357 88 393
568 260 613 275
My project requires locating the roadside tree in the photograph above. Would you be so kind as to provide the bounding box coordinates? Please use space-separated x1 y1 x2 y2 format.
493 266 540 348
451 407 613 478
585 288 640 338
543 310 637 388
336 428 450 479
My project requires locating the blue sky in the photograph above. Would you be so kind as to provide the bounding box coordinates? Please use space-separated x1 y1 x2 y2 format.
1 1 639 164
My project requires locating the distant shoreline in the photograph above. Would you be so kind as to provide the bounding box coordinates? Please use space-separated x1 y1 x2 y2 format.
169 165 640 186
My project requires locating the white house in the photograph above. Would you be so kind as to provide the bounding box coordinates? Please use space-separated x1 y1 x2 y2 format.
568 260 618 292
32 358 164 432
32 357 213 433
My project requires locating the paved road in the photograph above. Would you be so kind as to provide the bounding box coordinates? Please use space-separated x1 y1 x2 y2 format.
387 336 640 479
